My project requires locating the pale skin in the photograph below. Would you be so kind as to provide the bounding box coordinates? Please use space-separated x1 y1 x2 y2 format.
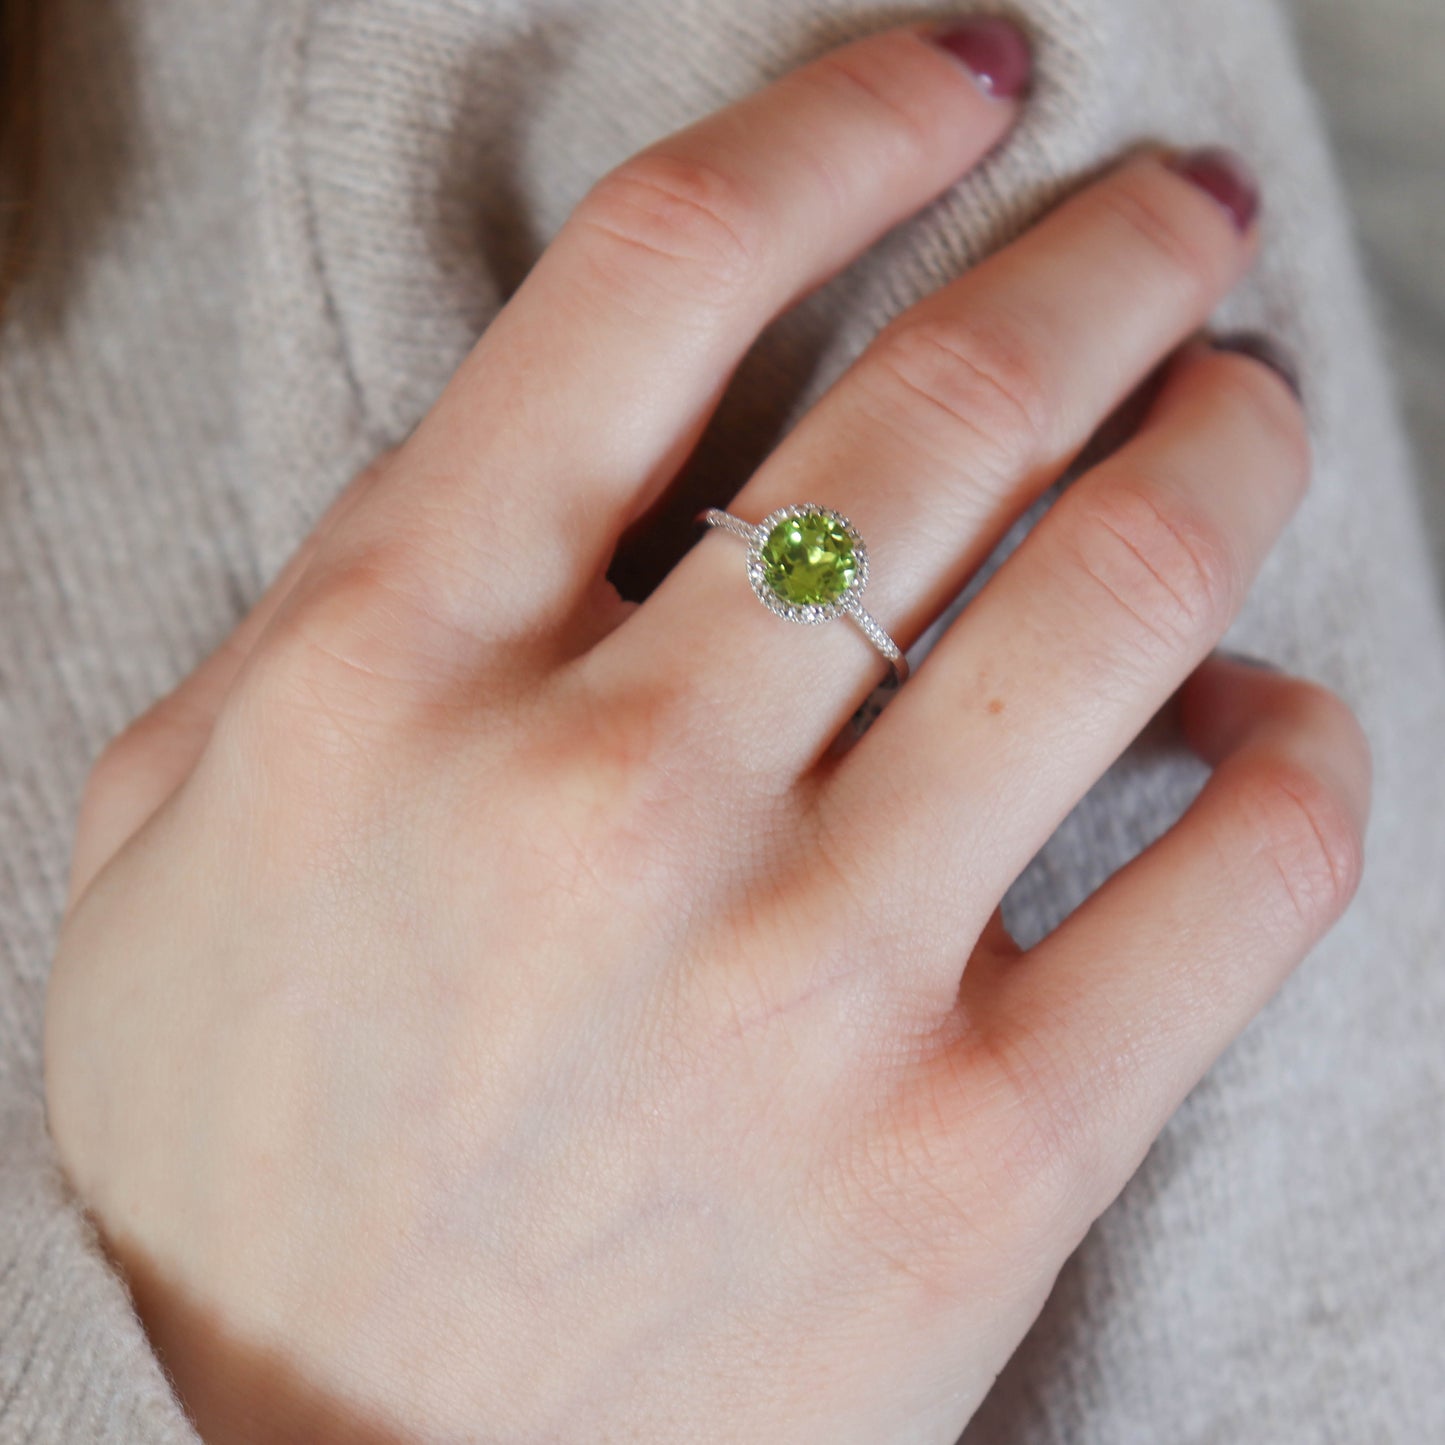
44 21 1370 1445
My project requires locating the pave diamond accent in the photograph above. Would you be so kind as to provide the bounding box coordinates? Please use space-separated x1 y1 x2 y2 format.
844 601 904 670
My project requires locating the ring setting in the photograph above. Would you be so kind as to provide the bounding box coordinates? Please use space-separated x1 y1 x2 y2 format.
698 504 909 684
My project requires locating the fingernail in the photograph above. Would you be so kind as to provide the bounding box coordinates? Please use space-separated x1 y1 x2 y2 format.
1168 146 1260 232
1212 330 1302 400
1218 650 1284 673
926 15 1033 100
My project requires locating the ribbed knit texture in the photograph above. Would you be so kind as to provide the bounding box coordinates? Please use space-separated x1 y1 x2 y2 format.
1 1 1442 1440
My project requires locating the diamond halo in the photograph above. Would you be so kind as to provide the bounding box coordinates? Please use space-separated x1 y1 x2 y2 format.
745 504 870 624
697 503 908 686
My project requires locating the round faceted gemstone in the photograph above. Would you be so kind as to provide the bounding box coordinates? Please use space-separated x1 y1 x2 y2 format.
760 510 858 607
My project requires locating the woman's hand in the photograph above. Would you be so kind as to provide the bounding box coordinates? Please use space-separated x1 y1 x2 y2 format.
44 18 1368 1444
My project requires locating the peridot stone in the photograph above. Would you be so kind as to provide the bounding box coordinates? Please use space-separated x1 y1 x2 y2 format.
760 511 857 607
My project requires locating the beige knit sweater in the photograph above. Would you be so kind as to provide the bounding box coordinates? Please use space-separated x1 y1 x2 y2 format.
2 1 1442 1440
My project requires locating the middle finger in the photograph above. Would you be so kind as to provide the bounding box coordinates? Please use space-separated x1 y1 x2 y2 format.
314 20 1027 659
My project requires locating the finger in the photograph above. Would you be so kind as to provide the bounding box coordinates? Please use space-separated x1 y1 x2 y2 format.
601 149 1260 773
306 20 1027 665
936 655 1368 1229
824 339 1310 991
66 458 388 905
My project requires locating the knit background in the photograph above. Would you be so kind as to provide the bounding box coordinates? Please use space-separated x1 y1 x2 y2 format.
2 1 1442 1440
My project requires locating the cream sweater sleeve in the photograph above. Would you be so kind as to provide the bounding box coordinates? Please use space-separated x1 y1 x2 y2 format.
2 1 1441 1440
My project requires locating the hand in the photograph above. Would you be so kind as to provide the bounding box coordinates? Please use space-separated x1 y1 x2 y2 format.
45 18 1368 1444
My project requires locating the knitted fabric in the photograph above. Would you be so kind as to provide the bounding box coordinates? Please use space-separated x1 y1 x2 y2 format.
2 1 1441 1439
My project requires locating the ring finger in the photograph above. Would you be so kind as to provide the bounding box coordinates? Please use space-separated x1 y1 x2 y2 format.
597 147 1261 772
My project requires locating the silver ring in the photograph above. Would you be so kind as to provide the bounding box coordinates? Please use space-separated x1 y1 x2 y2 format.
697 504 909 686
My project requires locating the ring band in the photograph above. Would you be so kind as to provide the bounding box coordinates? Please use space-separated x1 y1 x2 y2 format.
697 504 909 686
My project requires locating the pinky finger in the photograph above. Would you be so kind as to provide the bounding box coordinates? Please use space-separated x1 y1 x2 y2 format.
953 653 1370 1220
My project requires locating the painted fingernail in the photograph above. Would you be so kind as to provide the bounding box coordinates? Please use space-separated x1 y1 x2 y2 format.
926 15 1033 100
1213 330 1302 400
1218 650 1284 672
1168 146 1260 232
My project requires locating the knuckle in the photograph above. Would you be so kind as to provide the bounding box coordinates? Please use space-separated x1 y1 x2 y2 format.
1066 478 1239 654
961 1016 1122 1234
1098 166 1223 301
249 554 387 687
83 705 188 808
229 550 418 761
1236 746 1366 934
864 315 1053 480
82 725 147 812
574 150 765 306
500 696 682 912
76 706 202 857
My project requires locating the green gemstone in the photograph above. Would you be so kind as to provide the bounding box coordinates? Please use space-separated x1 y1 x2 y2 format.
760 510 858 607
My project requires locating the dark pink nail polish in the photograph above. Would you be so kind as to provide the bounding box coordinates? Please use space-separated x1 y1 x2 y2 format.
926 15 1033 100
1213 330 1302 401
1169 146 1260 232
